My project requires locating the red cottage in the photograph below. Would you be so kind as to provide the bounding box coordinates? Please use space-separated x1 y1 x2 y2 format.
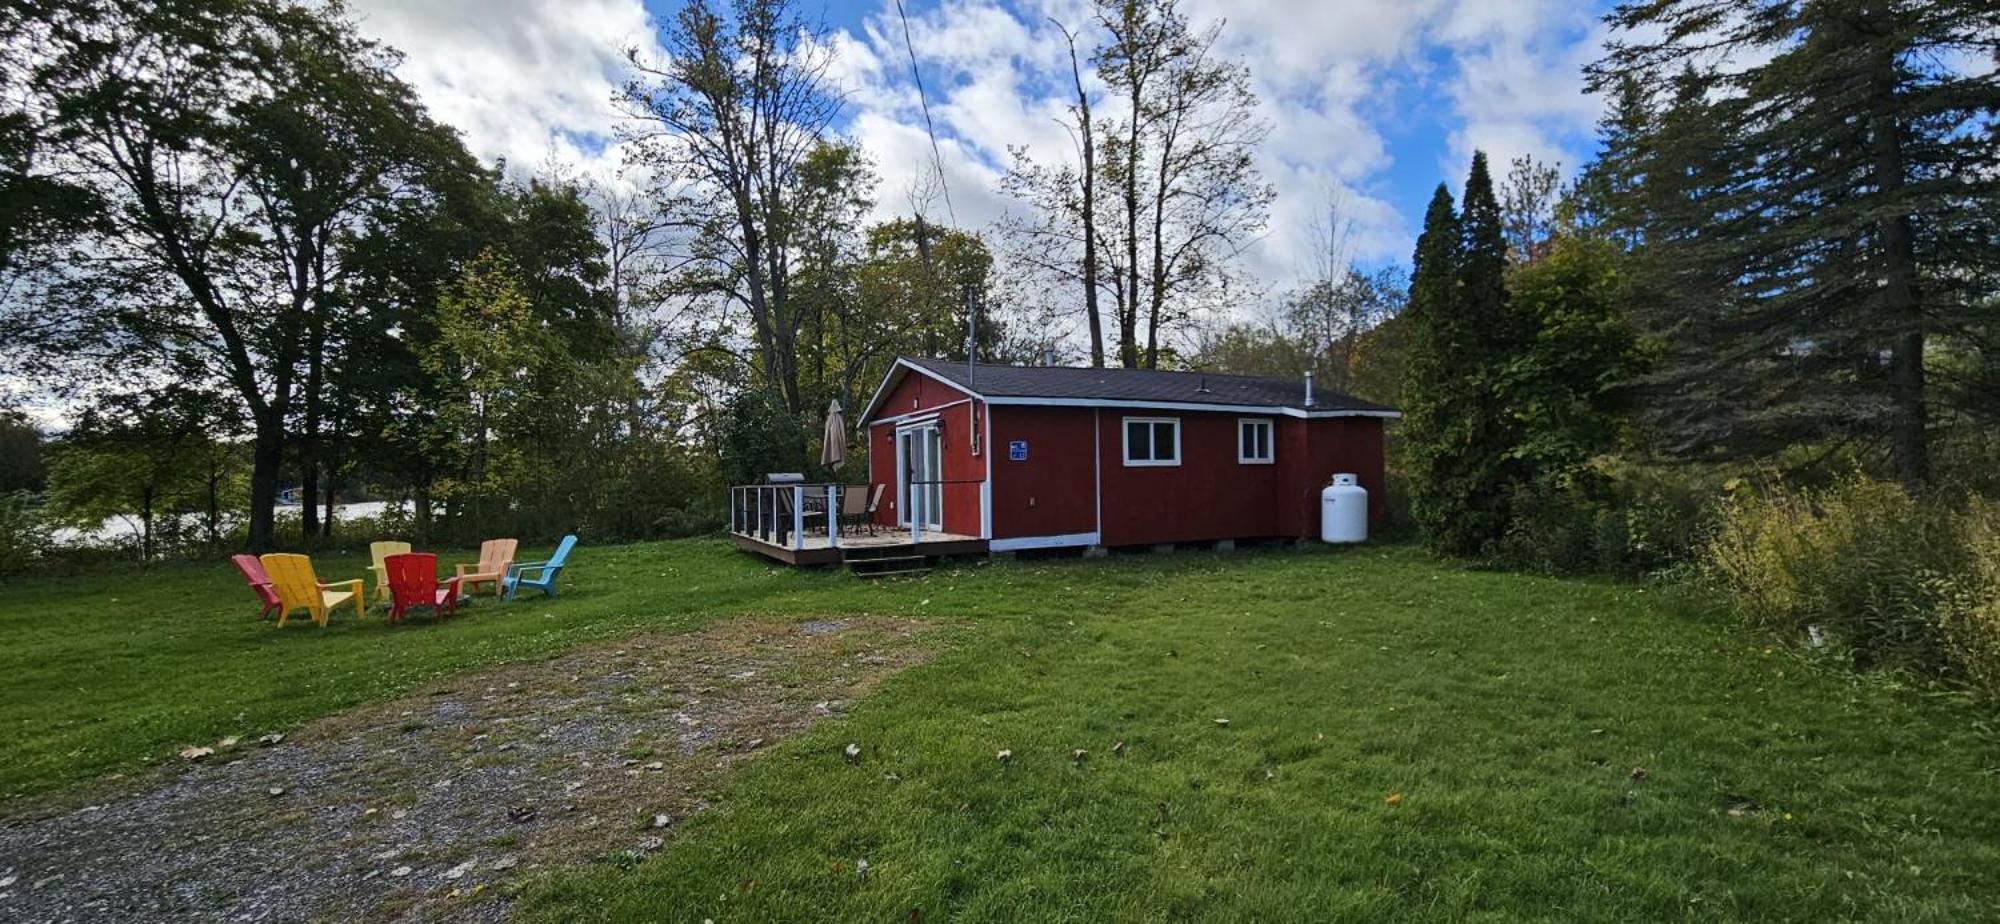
729 357 1397 567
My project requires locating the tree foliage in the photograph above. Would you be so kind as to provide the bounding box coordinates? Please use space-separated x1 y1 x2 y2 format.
1503 235 1642 481
1587 0 2000 489
617 0 843 415
4 0 484 548
1402 157 1536 556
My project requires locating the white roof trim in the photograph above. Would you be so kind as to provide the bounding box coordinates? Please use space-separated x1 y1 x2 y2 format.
982 395 1400 419
860 359 1400 421
860 358 987 423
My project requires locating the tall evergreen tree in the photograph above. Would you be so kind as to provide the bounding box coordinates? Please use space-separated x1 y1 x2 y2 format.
1404 153 1543 556
1589 0 2000 490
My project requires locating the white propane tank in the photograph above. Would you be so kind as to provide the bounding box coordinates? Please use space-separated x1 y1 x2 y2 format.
1320 474 1368 544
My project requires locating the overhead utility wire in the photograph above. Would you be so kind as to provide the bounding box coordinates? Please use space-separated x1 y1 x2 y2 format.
893 0 958 227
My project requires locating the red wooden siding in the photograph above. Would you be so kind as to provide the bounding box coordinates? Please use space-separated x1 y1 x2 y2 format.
1094 410 1287 545
987 406 1098 540
866 372 984 537
861 363 1390 547
1274 416 1387 536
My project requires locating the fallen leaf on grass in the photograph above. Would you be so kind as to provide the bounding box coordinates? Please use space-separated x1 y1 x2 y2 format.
178 746 213 761
1384 792 1404 806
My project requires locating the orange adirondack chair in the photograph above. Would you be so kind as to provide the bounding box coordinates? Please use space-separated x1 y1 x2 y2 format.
259 553 366 628
231 554 282 620
454 539 517 597
384 552 462 622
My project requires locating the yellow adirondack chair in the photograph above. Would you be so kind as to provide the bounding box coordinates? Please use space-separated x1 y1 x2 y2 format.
260 553 366 628
367 541 412 605
454 539 517 598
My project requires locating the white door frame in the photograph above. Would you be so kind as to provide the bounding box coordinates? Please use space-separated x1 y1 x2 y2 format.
894 421 943 532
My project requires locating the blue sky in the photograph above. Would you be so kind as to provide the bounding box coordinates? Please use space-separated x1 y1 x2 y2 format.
348 0 1620 289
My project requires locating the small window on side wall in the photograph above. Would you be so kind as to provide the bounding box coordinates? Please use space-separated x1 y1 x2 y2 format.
1123 417 1180 467
1238 418 1274 464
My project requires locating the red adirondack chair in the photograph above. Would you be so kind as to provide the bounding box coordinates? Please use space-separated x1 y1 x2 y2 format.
231 554 282 620
384 552 463 623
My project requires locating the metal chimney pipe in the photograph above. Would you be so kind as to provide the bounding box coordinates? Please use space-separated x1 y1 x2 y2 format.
1304 370 1316 408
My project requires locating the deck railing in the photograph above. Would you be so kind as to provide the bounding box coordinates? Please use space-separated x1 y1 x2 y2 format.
728 480 980 549
729 483 849 552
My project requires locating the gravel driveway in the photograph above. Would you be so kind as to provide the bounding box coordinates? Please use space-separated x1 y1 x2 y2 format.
0 617 931 923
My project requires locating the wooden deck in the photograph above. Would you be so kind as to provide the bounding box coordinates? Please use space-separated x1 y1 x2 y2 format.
730 528 988 567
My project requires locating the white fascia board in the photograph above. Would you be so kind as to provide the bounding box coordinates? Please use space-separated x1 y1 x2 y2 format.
980 395 1399 419
860 358 987 423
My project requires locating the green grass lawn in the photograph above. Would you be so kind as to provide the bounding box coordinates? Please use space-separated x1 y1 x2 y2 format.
3 541 1997 921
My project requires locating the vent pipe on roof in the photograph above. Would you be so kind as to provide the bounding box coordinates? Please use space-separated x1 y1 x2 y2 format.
1042 347 1056 367
1304 370 1315 408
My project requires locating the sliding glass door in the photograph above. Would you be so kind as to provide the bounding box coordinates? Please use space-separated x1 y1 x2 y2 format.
896 423 943 531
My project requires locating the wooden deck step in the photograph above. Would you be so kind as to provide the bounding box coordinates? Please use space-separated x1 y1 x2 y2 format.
847 554 930 578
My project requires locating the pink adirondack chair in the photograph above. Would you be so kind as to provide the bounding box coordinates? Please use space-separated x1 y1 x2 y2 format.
385 552 462 623
231 554 282 620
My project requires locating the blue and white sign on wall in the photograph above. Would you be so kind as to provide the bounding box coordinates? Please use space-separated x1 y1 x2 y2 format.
1008 440 1028 461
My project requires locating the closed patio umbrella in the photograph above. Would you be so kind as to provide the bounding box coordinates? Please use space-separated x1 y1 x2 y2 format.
820 399 847 469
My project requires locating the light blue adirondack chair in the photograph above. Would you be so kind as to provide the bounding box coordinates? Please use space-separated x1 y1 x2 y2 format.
503 534 577 600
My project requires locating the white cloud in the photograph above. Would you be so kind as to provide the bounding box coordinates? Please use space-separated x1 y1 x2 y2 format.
346 0 662 181
1438 4 1607 183
348 0 1614 311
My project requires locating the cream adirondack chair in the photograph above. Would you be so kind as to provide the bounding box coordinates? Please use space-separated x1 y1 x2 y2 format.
260 553 366 628
367 541 413 606
455 539 517 598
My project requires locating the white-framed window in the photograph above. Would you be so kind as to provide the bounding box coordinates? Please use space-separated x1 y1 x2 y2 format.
1122 416 1181 467
1238 418 1274 464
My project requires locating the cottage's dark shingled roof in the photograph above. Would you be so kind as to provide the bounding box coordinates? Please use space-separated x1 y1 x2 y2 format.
901 356 1397 413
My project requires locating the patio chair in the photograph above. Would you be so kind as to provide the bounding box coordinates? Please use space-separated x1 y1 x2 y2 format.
230 554 282 620
839 484 884 536
367 540 412 606
384 552 463 622
504 534 577 600
455 538 517 598
259 553 366 628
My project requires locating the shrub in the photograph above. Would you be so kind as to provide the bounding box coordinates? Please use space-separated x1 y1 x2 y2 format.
0 491 50 577
1489 462 1714 577
1937 499 2000 699
1703 476 1990 681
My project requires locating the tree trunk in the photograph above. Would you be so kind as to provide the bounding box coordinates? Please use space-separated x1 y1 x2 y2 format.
1057 22 1105 368
1144 126 1174 370
1868 54 1927 491
413 482 432 543
247 411 285 551
299 309 325 538
321 470 337 538
205 462 222 546
1122 106 1142 369
140 487 155 563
